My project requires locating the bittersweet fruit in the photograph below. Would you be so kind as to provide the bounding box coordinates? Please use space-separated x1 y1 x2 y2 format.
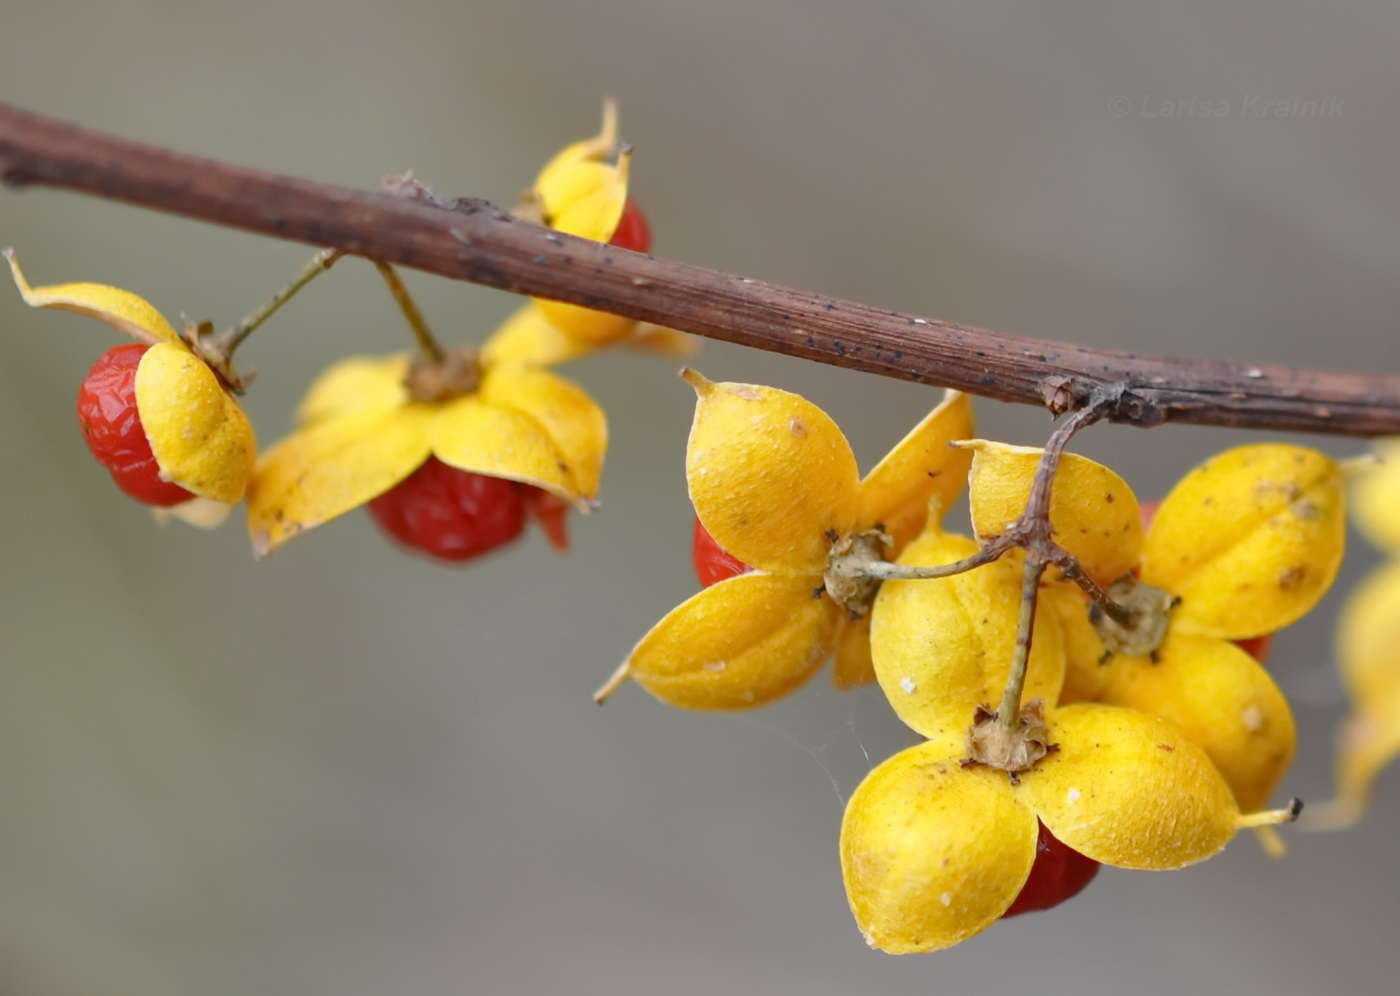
691 516 750 587
367 456 528 563
608 198 652 254
1001 820 1100 918
77 344 195 507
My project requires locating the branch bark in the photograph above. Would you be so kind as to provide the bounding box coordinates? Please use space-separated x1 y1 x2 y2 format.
3 103 1398 436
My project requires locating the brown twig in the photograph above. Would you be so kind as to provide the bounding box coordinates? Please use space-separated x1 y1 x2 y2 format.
2 103 1399 435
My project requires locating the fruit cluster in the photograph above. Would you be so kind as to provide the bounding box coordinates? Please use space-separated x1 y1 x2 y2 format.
8 105 663 563
603 370 1346 951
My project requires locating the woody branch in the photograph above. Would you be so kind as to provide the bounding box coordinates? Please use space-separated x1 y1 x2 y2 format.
2 103 1399 436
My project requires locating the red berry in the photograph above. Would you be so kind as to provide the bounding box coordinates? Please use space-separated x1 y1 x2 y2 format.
1234 633 1274 663
1001 820 1100 918
76 343 194 507
368 457 527 562
692 516 751 587
521 486 570 552
608 197 652 253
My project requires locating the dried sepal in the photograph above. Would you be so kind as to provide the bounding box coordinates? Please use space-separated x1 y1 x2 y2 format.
1141 444 1345 640
961 440 1143 586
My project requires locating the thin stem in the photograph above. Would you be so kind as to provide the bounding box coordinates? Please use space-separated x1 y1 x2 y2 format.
827 543 1005 582
214 248 342 356
374 261 444 363
4 103 1400 436
996 554 1047 731
1054 556 1137 629
593 661 631 704
1237 798 1305 828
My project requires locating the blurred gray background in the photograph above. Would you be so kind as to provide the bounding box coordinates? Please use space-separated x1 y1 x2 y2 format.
2 2 1398 993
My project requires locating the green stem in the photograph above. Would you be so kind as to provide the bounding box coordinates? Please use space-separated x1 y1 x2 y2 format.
215 248 342 356
996 554 1046 731
826 544 1004 582
374 261 444 363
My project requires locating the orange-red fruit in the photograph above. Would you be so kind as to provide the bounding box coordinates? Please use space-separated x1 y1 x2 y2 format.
1001 820 1100 918
76 343 194 507
609 198 652 253
691 516 752 587
368 456 528 562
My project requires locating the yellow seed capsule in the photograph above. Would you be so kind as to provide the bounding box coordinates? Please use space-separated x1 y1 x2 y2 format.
1350 438 1400 553
856 390 974 548
683 370 861 575
1018 704 1253 869
871 524 1065 739
608 573 838 710
1142 444 1345 640
961 440 1143 586
1313 561 1400 827
1104 635 1295 812
841 740 1038 954
1040 584 1112 704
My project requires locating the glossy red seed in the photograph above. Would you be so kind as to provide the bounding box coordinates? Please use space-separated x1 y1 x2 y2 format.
608 197 652 253
76 343 194 507
1001 820 1100 918
368 457 527 563
692 516 751 588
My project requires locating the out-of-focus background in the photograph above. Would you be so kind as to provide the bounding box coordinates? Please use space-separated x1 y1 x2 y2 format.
2 2 1397 993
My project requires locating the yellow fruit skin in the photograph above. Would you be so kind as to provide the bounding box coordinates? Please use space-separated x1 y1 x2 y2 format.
684 372 860 576
1041 584 1112 704
964 441 1143 586
526 105 633 346
857 390 974 548
623 573 838 710
1104 635 1295 812
1351 439 1400 553
1019 704 1243 870
1142 444 1344 640
135 342 256 503
872 527 1065 739
1323 561 1400 824
841 740 1037 954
